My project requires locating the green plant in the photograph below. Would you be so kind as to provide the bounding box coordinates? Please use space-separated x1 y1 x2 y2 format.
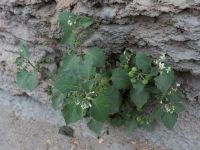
15 12 184 135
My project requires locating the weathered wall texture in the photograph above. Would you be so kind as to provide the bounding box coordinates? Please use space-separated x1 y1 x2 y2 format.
0 0 200 149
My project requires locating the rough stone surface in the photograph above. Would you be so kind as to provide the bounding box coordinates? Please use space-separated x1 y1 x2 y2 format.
0 89 167 150
0 0 200 149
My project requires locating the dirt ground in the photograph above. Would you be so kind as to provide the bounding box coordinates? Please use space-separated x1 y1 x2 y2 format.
0 90 168 150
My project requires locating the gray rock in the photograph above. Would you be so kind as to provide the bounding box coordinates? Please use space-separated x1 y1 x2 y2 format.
1 0 200 149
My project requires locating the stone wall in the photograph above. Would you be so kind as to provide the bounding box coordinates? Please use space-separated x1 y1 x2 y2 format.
0 0 200 149
1 0 200 102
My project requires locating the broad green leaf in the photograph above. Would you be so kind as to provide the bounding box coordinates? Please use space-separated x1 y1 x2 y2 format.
79 58 96 79
130 81 149 109
151 105 163 119
124 120 138 134
54 75 79 93
19 41 31 59
79 17 93 28
60 30 76 45
174 103 185 113
146 86 161 96
60 55 79 71
119 53 126 64
59 55 81 75
84 47 105 68
62 103 84 124
135 52 151 73
51 88 65 110
155 71 175 95
60 54 95 79
161 112 178 129
102 86 121 114
59 12 77 45
142 121 156 132
15 56 24 66
150 67 159 76
110 117 126 127
87 119 103 135
16 69 38 91
91 95 109 121
167 90 183 102
59 11 77 30
81 79 95 92
111 68 130 89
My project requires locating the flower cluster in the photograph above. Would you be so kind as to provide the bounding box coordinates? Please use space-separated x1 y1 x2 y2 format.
154 54 171 74
67 16 76 26
164 103 175 114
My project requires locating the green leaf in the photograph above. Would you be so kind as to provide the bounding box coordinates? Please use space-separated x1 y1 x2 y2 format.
155 71 175 95
84 47 106 68
111 68 130 89
19 41 31 59
130 81 149 109
15 56 24 66
174 103 185 113
161 112 178 129
119 53 126 64
59 55 81 75
58 12 78 45
62 103 83 124
151 105 163 119
60 30 76 45
150 67 159 76
142 121 156 132
102 86 121 114
110 117 126 127
60 54 96 79
167 90 183 102
91 95 109 121
135 52 151 73
59 11 77 30
16 69 38 91
87 119 103 135
79 58 96 79
124 120 138 134
79 17 93 28
54 75 79 93
146 86 161 96
51 88 65 110
81 79 95 92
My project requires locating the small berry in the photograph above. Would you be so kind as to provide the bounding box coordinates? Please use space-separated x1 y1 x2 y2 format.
124 64 129 69
131 67 137 72
142 79 148 85
131 78 136 84
145 75 151 81
128 71 135 77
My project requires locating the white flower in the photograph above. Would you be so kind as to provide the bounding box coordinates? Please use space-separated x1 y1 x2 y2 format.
168 91 172 95
164 103 175 114
160 53 166 61
159 62 165 70
164 104 171 112
166 67 171 73
171 87 177 92
67 20 73 26
154 59 158 65
176 83 180 87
